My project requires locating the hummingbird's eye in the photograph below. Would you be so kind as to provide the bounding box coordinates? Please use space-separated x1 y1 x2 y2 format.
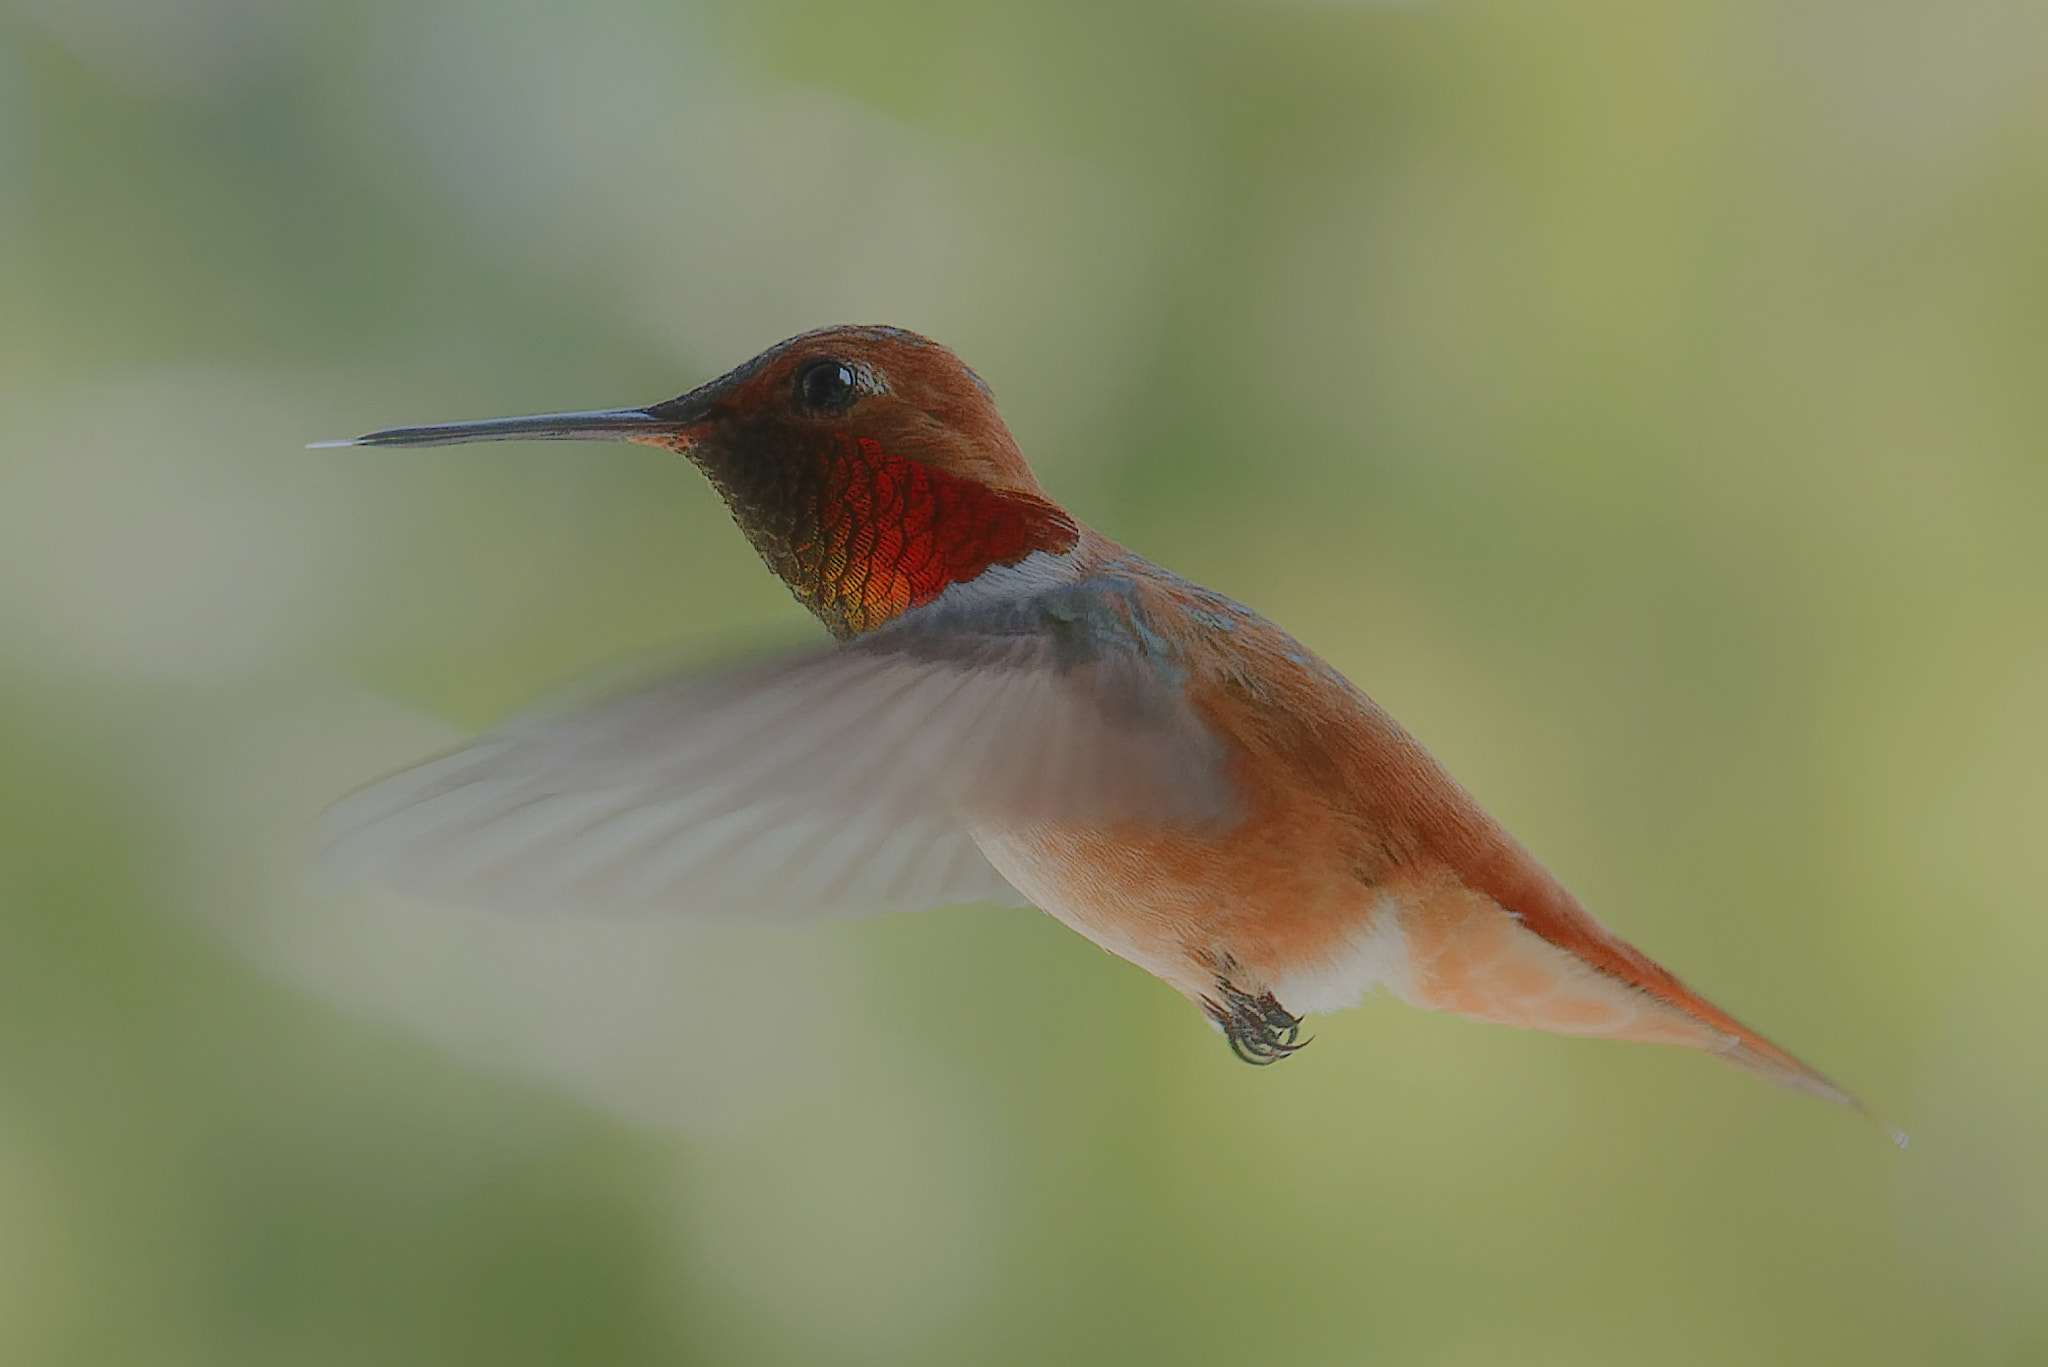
796 358 859 414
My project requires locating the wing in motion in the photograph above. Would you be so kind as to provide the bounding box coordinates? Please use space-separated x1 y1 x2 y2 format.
319 577 1234 922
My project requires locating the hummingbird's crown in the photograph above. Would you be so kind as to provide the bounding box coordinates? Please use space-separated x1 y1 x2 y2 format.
654 325 1081 638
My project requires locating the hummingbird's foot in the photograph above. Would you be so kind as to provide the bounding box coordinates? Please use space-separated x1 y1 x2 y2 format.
1205 979 1309 1065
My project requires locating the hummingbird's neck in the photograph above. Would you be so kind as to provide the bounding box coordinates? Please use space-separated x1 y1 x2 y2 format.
697 431 1080 638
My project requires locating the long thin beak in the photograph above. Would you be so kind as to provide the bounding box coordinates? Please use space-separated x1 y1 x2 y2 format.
308 407 678 450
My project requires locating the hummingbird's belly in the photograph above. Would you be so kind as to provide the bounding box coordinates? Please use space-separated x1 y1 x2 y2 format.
969 816 1415 1017
971 819 1735 1055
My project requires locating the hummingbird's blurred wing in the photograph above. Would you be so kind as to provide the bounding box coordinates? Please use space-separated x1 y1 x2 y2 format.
318 584 1232 921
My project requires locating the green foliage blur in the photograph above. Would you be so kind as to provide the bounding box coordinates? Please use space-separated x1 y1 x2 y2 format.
2 0 2045 1362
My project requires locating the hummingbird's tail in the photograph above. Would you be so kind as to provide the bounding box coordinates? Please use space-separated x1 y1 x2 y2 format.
1390 877 1874 1118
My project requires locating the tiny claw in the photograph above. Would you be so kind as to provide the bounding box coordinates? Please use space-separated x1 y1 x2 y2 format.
1205 979 1309 1066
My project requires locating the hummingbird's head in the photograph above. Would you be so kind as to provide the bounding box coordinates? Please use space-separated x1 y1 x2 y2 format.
647 324 1044 496
320 326 1080 637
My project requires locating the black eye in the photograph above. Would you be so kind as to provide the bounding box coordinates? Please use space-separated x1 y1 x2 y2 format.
796 358 858 414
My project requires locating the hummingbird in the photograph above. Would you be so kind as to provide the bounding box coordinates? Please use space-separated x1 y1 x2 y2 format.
317 324 1867 1114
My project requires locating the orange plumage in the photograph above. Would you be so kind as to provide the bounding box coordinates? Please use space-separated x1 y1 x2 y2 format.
318 325 1866 1115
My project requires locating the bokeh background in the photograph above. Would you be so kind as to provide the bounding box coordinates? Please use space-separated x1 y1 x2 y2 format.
2 0 2046 1362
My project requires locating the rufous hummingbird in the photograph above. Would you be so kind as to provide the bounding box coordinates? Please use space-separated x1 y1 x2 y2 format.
317 324 1870 1115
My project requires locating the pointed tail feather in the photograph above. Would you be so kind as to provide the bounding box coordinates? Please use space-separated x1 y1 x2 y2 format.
1394 877 1865 1111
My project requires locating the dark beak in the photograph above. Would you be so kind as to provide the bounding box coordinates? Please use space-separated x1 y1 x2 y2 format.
308 407 683 450
310 383 726 451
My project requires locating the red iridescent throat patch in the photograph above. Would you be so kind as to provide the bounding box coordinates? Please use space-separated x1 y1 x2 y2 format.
779 434 1079 636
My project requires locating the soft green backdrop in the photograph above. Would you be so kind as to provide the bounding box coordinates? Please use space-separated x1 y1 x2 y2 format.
2 0 2045 1363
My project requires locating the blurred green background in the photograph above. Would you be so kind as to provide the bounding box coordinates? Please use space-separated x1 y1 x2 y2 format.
2 0 2046 1363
